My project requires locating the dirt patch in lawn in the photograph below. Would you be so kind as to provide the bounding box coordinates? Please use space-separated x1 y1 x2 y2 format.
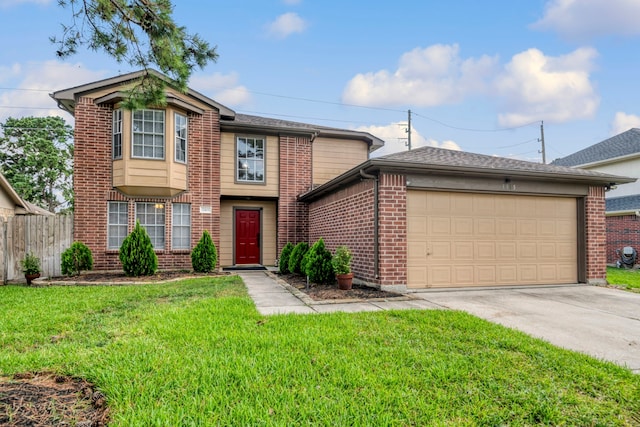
278 273 403 301
0 372 109 426
42 270 229 284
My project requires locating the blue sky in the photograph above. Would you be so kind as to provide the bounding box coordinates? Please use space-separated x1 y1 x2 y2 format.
1 0 640 162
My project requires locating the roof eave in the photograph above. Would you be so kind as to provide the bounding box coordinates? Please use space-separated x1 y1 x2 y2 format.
299 159 636 202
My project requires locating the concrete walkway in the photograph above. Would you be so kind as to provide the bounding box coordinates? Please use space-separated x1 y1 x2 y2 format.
237 271 640 373
237 271 440 315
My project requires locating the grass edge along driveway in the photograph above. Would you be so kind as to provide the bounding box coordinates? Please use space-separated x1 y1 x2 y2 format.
1 276 639 426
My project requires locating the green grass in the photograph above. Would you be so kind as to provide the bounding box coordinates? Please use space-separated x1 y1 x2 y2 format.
607 266 640 291
1 277 639 426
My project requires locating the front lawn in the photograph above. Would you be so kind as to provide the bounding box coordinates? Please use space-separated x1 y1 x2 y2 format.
607 266 640 291
1 277 639 425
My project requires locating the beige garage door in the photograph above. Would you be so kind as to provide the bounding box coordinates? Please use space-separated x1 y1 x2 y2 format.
407 190 578 288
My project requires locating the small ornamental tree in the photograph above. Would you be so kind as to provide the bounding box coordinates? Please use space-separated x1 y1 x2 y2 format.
61 241 94 276
278 242 294 274
192 230 218 273
119 220 158 276
302 238 334 284
288 242 309 275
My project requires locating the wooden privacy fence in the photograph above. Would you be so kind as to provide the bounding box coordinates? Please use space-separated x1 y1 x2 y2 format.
1 214 73 283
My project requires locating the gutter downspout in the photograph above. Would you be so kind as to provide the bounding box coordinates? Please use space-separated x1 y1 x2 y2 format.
360 169 379 279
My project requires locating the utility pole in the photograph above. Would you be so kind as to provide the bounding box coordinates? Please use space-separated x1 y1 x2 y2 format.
406 109 412 151
539 120 546 164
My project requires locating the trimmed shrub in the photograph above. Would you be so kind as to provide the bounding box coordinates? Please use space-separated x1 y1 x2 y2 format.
288 242 309 275
119 220 158 277
192 230 218 273
278 242 294 274
332 245 352 275
302 238 334 284
61 241 94 276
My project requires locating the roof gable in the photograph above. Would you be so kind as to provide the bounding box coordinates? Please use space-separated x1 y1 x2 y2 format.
51 69 235 118
551 128 640 167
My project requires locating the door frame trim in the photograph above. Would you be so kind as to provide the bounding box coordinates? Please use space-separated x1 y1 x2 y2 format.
232 207 263 265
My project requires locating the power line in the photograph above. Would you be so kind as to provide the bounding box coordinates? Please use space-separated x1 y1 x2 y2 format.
412 111 539 132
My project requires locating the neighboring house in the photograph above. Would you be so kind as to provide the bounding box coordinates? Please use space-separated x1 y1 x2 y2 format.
0 172 53 220
551 129 640 264
52 70 632 290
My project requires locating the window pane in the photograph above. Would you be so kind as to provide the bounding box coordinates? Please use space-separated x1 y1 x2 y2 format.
132 109 165 159
107 202 128 249
136 202 165 249
172 203 191 249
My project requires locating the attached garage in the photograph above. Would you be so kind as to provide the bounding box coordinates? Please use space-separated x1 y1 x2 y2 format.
302 146 635 292
407 191 577 288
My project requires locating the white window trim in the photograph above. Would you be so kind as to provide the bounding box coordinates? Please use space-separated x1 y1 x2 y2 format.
107 201 128 250
174 112 188 164
236 136 266 184
135 202 166 250
172 203 191 250
131 109 166 160
112 109 123 160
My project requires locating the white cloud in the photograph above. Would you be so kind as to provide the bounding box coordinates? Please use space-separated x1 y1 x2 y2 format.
0 61 106 123
494 47 599 126
532 0 640 39
342 44 498 107
610 112 640 135
356 122 461 157
266 12 308 39
189 71 252 107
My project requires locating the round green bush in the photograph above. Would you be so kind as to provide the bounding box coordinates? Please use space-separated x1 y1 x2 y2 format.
61 241 94 276
119 221 158 276
278 242 294 274
192 230 218 273
302 238 334 284
288 242 309 275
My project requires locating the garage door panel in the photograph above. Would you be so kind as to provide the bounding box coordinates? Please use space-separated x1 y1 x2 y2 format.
407 190 578 288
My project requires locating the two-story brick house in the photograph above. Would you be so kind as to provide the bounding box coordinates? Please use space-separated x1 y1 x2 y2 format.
52 70 383 271
53 70 633 291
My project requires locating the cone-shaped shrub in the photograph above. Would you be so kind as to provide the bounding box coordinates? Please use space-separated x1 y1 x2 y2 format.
192 230 218 273
302 238 334 284
288 242 309 275
119 220 158 276
278 242 294 274
61 241 94 276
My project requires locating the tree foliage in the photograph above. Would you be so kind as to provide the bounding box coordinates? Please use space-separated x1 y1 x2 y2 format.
278 242 294 274
0 116 74 212
191 230 217 273
61 241 94 276
288 242 309 275
302 238 334 284
52 0 218 108
119 220 158 276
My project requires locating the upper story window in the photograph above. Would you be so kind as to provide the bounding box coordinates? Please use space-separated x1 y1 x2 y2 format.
112 109 122 159
132 109 165 159
175 113 187 163
237 136 265 183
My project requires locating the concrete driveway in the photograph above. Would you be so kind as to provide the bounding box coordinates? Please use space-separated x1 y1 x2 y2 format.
414 285 640 373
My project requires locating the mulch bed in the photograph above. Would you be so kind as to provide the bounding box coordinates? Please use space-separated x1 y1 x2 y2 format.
44 270 229 284
0 372 109 427
278 273 403 301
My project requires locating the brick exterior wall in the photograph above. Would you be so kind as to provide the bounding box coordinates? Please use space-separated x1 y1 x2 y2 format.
585 186 607 284
308 179 376 283
278 135 311 251
307 172 407 290
73 99 221 271
606 215 640 264
377 173 407 288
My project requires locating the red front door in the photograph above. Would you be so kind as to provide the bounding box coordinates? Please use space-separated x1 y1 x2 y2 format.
235 209 261 264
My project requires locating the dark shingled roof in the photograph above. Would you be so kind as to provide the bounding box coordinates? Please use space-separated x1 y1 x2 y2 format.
222 113 384 149
551 128 640 167
378 145 630 181
606 194 640 212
